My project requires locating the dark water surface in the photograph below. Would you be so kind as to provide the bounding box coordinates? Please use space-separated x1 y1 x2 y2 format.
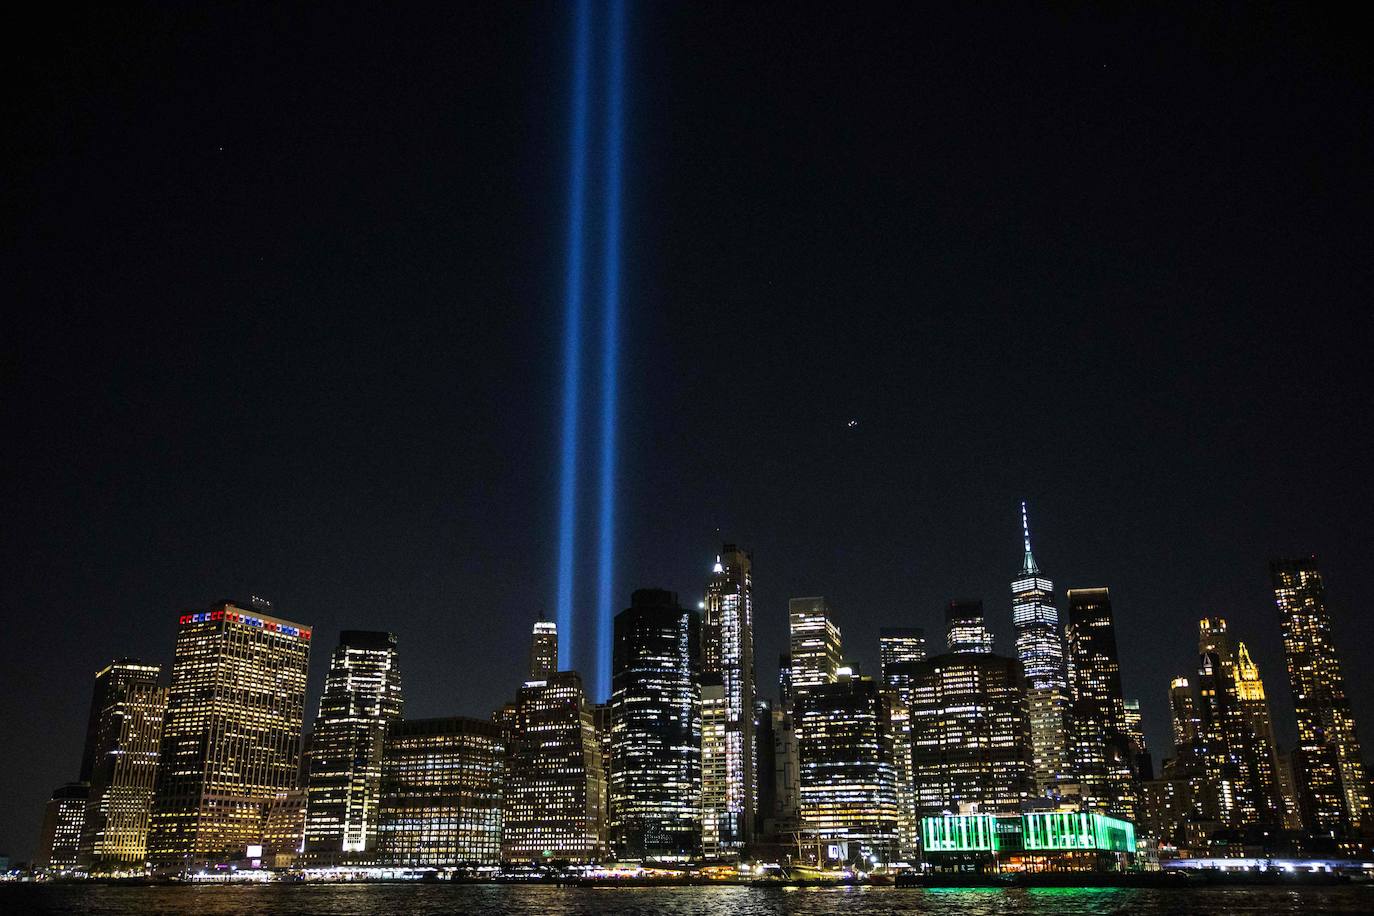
2 884 1371 915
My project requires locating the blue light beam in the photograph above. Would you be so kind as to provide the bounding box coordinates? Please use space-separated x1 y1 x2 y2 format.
594 0 626 701
555 0 593 669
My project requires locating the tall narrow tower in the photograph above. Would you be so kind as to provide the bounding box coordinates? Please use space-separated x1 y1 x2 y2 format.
303 631 404 862
1010 504 1070 797
1271 557 1370 834
529 615 560 681
701 545 756 851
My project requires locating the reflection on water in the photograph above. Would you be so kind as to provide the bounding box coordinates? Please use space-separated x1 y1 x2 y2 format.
2 884 1371 916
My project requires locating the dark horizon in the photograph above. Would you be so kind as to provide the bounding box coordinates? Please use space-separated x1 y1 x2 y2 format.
4 2 1372 861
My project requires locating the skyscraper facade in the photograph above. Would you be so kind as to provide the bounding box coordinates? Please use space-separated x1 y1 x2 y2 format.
789 597 842 698
700 545 756 851
376 717 505 867
303 631 404 862
1009 505 1071 798
1065 588 1138 820
1271 556 1371 834
905 652 1032 819
149 600 311 867
36 783 89 873
795 675 900 865
878 628 926 685
79 659 167 870
699 674 728 858
1233 640 1287 827
607 589 701 860
502 670 606 862
945 600 993 655
529 617 559 681
1011 505 1065 690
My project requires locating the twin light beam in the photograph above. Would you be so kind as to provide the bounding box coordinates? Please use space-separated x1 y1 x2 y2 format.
555 0 625 701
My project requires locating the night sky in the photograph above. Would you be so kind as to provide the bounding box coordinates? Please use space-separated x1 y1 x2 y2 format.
4 2 1372 860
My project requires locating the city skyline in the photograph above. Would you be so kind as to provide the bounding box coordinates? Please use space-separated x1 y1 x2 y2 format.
5 2 1373 866
13 521 1374 867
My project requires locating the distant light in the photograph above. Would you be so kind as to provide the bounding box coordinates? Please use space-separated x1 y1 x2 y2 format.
847 419 858 428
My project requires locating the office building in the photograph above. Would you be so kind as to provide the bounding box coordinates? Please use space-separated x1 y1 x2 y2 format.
502 671 605 862
303 631 404 862
376 717 505 867
79 660 166 870
1065 588 1140 819
36 783 89 873
1009 506 1072 797
700 545 757 851
795 675 900 865
607 589 701 860
905 650 1032 819
789 597 842 699
946 600 993 655
259 790 307 867
699 674 729 858
148 599 311 867
879 628 926 686
1271 557 1371 834
529 616 559 680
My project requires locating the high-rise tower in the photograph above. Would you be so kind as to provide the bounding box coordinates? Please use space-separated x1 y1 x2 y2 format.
945 600 993 654
1065 588 1138 820
529 616 559 681
303 631 404 862
607 589 701 860
789 597 842 699
79 659 166 870
1011 504 1065 689
1009 504 1070 798
700 545 756 850
149 600 311 868
1271 557 1370 833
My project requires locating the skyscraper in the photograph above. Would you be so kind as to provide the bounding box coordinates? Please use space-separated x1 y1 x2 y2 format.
529 616 559 681
303 631 404 862
879 628 926 685
789 597 842 699
1271 556 1371 833
376 717 505 867
502 670 606 862
905 650 1032 819
1009 505 1071 798
148 599 312 868
945 600 993 654
1011 504 1065 689
36 783 89 873
795 674 900 865
700 545 756 851
699 674 728 858
1233 640 1288 827
607 589 701 860
1168 677 1199 750
79 659 167 870
1065 588 1138 820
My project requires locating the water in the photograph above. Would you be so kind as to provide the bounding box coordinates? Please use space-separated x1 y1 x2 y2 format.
2 884 1372 916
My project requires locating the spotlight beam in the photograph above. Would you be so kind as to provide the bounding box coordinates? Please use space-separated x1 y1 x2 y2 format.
555 0 593 668
594 0 626 701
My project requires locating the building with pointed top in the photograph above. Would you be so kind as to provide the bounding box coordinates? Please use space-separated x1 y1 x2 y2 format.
700 545 757 851
1010 504 1071 798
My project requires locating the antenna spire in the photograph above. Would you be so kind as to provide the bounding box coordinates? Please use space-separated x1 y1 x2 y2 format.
1019 500 1040 575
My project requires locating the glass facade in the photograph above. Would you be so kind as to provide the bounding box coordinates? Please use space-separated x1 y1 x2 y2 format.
79 660 166 870
303 631 403 861
700 546 756 851
376 717 505 866
501 671 606 862
607 589 701 860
